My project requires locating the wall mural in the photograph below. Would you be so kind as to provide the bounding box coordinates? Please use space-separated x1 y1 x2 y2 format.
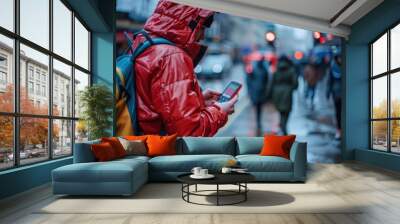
115 0 342 163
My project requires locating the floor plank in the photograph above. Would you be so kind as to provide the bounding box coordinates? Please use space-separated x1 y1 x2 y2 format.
1 162 400 224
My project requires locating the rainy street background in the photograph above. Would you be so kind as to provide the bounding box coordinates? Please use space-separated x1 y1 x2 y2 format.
116 0 342 163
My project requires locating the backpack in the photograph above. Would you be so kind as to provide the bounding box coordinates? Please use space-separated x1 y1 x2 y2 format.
115 30 174 136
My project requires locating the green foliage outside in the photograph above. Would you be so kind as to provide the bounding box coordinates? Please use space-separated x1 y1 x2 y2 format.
79 84 113 140
372 99 400 143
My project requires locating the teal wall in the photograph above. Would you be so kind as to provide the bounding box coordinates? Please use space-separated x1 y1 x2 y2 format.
0 0 115 200
0 158 72 199
345 0 400 171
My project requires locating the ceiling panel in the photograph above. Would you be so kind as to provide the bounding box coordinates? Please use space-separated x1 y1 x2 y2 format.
227 0 352 21
169 0 384 38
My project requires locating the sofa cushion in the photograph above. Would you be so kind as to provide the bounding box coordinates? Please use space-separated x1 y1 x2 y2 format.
260 135 296 159
53 158 147 183
91 142 118 161
118 138 147 156
236 137 264 155
73 139 100 163
236 155 293 172
147 134 177 157
179 137 235 155
149 154 235 172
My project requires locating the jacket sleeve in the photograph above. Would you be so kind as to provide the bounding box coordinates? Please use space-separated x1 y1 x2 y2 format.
151 52 228 136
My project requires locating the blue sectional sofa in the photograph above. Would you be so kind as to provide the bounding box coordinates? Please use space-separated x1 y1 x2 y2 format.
52 137 307 196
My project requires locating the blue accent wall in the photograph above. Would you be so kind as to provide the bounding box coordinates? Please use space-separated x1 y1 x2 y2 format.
0 0 116 200
345 0 400 171
0 158 72 199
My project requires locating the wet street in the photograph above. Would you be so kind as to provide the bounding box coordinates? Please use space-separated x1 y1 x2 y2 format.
199 64 341 163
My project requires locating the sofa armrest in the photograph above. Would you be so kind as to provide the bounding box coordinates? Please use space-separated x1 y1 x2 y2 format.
289 142 307 181
73 140 99 163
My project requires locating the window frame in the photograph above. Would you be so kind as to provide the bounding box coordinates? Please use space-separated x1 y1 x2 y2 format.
0 0 92 171
370 20 400 154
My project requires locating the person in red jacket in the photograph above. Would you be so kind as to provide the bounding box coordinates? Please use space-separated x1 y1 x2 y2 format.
131 0 238 136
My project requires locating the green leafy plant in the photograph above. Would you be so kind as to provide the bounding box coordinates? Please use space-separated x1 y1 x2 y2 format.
79 84 113 140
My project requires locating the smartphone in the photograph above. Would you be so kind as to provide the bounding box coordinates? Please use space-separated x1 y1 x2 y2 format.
218 81 242 102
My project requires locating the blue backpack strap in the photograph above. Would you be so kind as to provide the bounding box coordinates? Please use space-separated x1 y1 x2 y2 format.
117 34 174 135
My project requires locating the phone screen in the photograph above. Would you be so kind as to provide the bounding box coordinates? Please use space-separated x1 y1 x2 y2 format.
218 81 242 102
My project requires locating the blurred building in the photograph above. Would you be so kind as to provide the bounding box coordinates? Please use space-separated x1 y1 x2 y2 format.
0 42 74 148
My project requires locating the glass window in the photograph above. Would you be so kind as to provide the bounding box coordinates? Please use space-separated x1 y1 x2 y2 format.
372 121 388 151
391 120 400 153
391 72 400 118
53 119 72 157
391 24 400 70
371 25 400 154
0 116 14 169
19 117 49 165
372 77 387 119
75 120 88 143
372 33 387 76
74 18 89 70
53 0 72 60
20 44 49 115
0 35 14 113
20 0 49 49
0 0 14 31
53 59 72 117
28 81 34 93
0 1 91 170
74 69 89 118
28 67 34 79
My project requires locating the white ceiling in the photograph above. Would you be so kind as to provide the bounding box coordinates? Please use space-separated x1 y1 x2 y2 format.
169 0 384 38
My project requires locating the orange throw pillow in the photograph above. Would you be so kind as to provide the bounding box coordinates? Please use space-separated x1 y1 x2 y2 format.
101 137 126 158
91 142 117 162
124 135 148 141
146 134 177 157
260 135 296 159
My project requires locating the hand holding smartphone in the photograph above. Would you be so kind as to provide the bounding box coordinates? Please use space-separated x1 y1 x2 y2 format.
218 81 242 103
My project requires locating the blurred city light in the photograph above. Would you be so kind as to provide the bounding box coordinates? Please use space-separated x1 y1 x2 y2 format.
294 51 304 60
265 32 276 42
313 31 321 39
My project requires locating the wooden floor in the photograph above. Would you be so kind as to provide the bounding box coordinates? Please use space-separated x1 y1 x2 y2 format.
1 162 400 224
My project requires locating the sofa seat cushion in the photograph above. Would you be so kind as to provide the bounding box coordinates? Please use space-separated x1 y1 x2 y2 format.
236 155 293 172
53 159 147 183
149 154 235 172
178 137 235 155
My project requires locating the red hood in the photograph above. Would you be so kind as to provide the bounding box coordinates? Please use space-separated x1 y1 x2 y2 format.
144 0 214 58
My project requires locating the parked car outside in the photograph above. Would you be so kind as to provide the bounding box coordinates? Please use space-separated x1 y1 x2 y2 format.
194 44 233 79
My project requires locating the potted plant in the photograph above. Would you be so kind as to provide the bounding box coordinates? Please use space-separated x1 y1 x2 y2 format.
79 84 113 140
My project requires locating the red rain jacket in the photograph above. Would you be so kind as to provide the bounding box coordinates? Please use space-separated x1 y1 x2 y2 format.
132 0 228 136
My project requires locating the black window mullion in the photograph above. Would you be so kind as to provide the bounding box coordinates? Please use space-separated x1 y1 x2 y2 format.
388 30 391 152
370 45 373 149
48 0 54 160
71 10 76 155
13 0 20 167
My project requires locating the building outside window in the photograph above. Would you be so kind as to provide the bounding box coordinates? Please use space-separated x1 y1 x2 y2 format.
28 66 34 80
35 83 40 95
0 0 91 170
0 54 7 90
28 81 34 94
0 71 6 84
370 23 400 154
35 70 40 81
41 85 46 97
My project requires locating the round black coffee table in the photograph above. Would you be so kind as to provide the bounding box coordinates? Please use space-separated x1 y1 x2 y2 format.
177 173 255 206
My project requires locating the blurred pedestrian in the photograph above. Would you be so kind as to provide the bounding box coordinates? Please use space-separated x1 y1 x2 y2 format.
246 58 269 136
271 56 298 135
327 49 342 139
304 45 331 110
303 64 318 110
